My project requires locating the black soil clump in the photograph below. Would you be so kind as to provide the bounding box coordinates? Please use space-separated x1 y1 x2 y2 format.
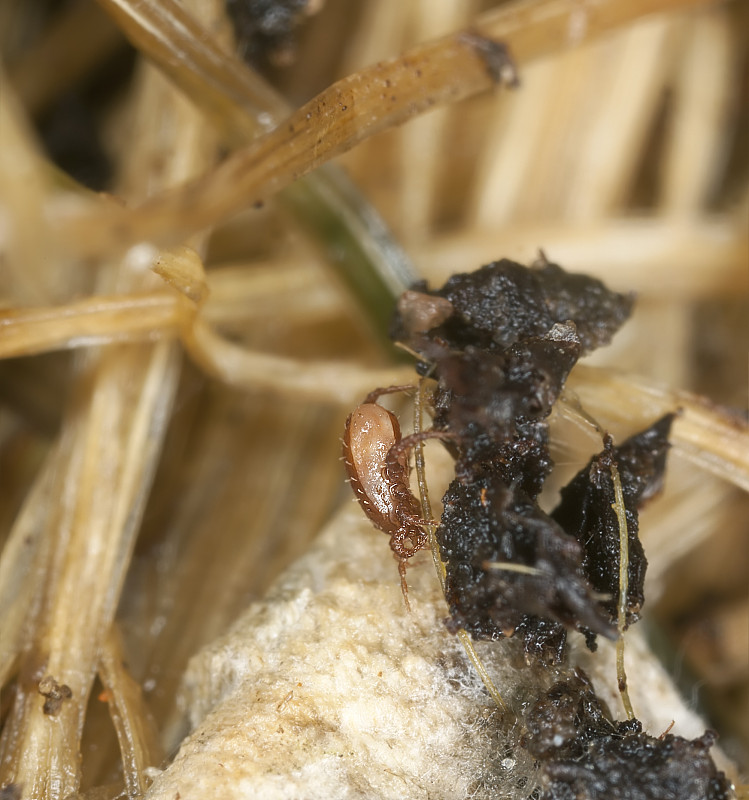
382 257 731 798
524 675 732 800
552 416 675 634
393 257 664 664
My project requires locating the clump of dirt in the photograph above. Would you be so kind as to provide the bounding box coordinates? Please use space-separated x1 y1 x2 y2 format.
524 674 732 800
350 257 732 799
394 257 669 664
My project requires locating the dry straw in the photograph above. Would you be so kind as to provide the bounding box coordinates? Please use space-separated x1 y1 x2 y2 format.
0 0 746 797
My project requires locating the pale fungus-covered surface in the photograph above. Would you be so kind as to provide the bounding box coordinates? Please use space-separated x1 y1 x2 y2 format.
144 504 730 800
155 509 517 800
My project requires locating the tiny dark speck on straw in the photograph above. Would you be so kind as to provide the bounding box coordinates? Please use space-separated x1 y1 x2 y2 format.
459 30 521 88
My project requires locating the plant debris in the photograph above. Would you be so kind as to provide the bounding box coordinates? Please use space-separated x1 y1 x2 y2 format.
38 675 73 716
552 416 675 633
525 674 732 800
390 257 667 664
347 255 734 798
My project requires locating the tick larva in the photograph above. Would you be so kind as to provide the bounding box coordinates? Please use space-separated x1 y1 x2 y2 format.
342 386 452 605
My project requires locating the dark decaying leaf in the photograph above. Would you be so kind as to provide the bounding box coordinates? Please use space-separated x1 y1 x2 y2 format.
552 415 675 632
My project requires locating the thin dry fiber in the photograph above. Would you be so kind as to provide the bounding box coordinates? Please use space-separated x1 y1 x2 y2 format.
0 0 746 798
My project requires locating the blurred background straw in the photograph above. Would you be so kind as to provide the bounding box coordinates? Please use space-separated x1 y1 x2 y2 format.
0 0 747 797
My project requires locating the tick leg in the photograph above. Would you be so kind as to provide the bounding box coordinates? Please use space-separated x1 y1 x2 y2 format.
403 512 440 529
398 558 411 612
390 526 428 559
385 429 458 471
363 384 417 405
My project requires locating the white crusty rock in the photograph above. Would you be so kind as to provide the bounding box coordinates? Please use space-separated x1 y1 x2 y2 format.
143 504 725 800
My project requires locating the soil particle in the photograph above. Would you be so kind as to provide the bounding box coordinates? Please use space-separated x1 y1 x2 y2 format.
525 676 732 799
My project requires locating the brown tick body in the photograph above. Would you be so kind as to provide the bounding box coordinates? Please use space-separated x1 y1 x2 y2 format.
342 386 454 605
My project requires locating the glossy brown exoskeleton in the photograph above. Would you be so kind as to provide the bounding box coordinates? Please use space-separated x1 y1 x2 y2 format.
342 386 451 605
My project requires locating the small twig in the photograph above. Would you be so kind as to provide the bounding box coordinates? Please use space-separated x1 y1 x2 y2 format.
456 629 508 714
481 561 542 576
95 0 418 343
183 317 414 403
610 458 636 721
63 0 715 259
98 627 164 798
0 292 185 359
